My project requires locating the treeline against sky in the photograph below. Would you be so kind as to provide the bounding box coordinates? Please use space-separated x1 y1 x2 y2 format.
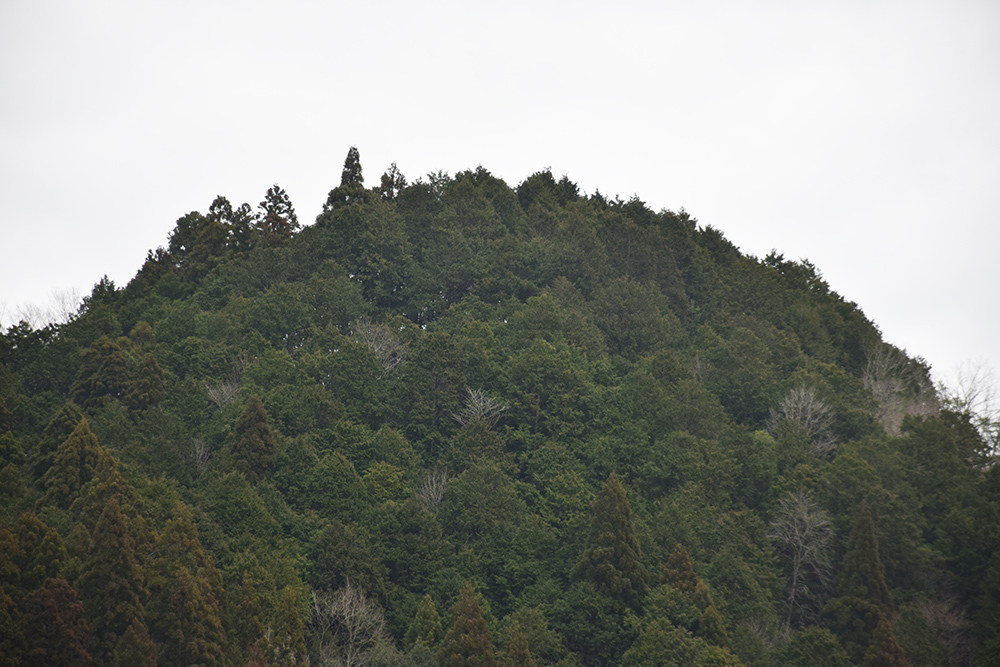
1 148 998 667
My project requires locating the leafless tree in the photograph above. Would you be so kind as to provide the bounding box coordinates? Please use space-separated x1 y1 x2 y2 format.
5 288 83 330
352 317 407 378
864 343 938 435
192 438 212 474
452 387 507 430
917 597 975 667
766 385 837 456
415 468 448 515
940 360 999 457
311 581 389 667
768 490 833 630
205 353 252 409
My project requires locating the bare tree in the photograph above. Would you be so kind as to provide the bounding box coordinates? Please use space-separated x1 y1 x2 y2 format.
766 385 837 456
864 343 938 435
191 438 213 476
452 387 507 430
768 490 833 630
415 468 448 515
311 582 389 667
205 353 252 409
940 360 1000 457
352 317 407 378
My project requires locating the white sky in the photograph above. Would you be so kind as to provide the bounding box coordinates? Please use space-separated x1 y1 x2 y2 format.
1 0 997 393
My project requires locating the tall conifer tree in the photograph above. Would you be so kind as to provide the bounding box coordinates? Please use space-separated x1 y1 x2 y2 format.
571 472 647 609
75 496 148 663
42 418 108 509
21 577 92 667
839 501 893 614
438 583 496 667
231 394 278 483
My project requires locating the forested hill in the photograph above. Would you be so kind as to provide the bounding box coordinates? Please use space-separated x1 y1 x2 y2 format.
1 147 998 667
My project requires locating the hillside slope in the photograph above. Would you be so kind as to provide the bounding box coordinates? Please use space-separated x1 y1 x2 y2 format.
1 148 997 667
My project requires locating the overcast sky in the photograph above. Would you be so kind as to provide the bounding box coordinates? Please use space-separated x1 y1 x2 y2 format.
2 0 997 394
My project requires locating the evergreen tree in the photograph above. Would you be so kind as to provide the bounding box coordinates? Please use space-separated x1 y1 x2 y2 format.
661 544 728 646
269 586 308 667
405 594 442 650
773 626 852 667
0 582 26 667
861 614 910 667
231 394 278 483
160 565 228 667
110 618 158 667
257 184 300 247
500 620 537 667
21 577 93 667
13 511 66 590
571 472 647 609
325 146 368 211
438 583 496 667
70 335 131 409
42 418 108 509
822 502 896 663
75 495 148 663
839 501 893 614
224 569 267 663
33 401 84 478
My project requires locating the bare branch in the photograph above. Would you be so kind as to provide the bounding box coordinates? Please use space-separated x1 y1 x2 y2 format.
768 490 833 630
415 468 448 515
311 581 389 667
205 353 252 409
863 344 938 436
192 438 212 475
352 317 407 378
940 360 1000 456
766 385 837 456
453 387 507 430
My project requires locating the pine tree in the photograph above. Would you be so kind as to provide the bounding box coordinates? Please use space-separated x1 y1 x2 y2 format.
839 501 893 614
33 401 84 478
75 495 148 663
438 583 496 667
405 594 442 650
13 511 66 590
860 614 910 667
269 586 308 667
342 146 363 187
324 146 368 211
42 418 108 509
147 504 227 667
224 569 267 664
822 501 895 663
0 582 26 667
256 184 300 247
571 472 647 609
231 394 278 483
110 618 158 667
500 620 537 667
21 577 93 667
159 565 228 667
661 544 728 646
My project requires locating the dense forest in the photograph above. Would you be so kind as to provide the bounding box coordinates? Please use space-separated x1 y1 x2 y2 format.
2 147 998 667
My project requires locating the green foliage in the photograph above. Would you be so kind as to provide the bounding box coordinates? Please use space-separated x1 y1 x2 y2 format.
438 583 496 667
21 577 93 667
571 472 647 610
773 626 851 667
230 394 278 482
406 594 443 650
75 495 147 663
2 158 991 665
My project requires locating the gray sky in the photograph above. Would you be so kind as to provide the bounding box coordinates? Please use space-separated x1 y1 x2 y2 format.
2 0 997 394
